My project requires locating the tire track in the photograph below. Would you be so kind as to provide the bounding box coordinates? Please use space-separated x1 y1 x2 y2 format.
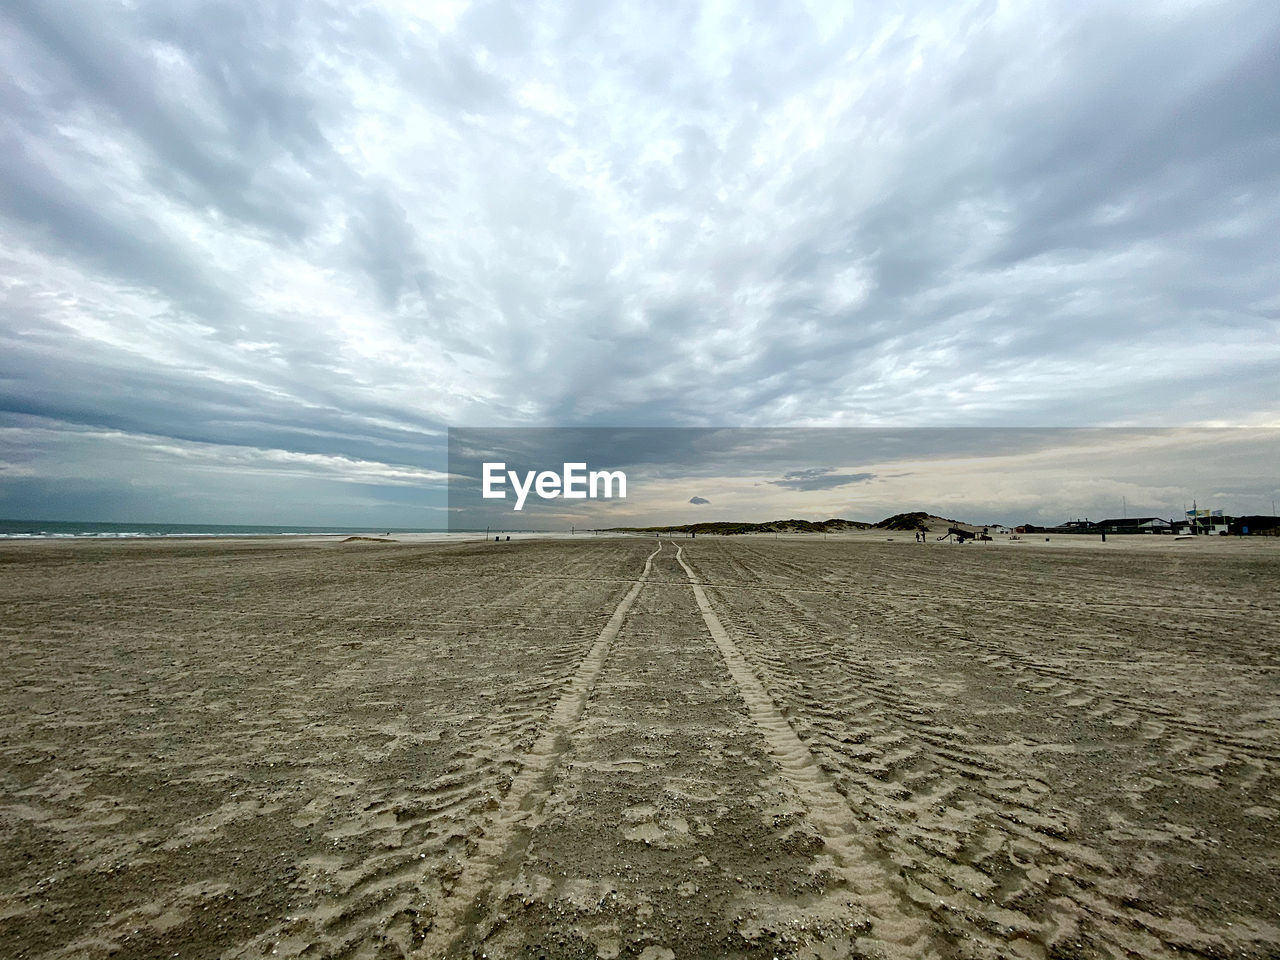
413 542 665 958
88 541 655 960
689 540 1279 959
699 577 1172 957
414 573 1274 621
672 544 942 960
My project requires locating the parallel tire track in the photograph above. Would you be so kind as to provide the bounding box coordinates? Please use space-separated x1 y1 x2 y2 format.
412 542 665 957
672 544 943 960
692 541 1277 959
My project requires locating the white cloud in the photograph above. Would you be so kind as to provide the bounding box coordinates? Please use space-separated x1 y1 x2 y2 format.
1 0 1278 521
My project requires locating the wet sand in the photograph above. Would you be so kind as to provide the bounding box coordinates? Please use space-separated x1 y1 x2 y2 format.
1 535 1277 959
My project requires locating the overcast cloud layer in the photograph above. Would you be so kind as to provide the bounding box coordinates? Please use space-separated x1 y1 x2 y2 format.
1 1 1278 524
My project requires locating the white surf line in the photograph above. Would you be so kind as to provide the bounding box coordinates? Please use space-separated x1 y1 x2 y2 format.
415 541 665 958
672 543 941 960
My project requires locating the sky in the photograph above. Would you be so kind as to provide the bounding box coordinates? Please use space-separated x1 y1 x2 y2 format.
1 1 1277 526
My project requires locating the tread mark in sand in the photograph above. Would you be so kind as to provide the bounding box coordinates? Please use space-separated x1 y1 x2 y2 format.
672 543 943 960
414 542 664 957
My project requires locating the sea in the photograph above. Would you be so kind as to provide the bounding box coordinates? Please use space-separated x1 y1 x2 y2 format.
0 519 445 540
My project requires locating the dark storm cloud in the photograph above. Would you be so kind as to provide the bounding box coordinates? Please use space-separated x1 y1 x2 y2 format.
1 0 1277 523
768 469 876 492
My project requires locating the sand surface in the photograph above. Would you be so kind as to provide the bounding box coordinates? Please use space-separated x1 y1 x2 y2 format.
1 535 1277 959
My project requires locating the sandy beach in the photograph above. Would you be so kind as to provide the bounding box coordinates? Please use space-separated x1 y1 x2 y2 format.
1 534 1278 959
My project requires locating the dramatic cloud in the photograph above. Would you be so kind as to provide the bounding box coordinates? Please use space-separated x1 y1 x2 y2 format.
1 1 1277 523
769 469 877 491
